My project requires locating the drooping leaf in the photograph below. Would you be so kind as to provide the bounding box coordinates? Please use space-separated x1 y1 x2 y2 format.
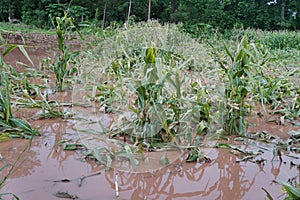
279 181 300 200
64 143 87 151
18 45 33 66
2 44 18 57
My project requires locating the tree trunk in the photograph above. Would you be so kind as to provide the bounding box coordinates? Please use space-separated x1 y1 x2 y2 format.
170 0 177 23
148 0 151 23
281 0 285 29
102 0 107 29
125 0 132 26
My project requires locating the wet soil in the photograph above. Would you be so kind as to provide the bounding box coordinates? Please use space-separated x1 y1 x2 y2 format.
1 32 300 200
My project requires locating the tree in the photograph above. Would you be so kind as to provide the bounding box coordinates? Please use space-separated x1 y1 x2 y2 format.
281 0 286 28
102 0 107 29
148 0 151 22
125 0 132 26
170 0 178 23
1 0 299 30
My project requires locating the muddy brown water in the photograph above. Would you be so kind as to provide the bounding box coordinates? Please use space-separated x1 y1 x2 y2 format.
1 33 300 200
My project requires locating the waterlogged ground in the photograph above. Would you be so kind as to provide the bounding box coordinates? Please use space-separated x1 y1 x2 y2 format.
1 32 300 200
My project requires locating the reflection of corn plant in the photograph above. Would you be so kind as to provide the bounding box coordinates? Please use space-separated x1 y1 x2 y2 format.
217 36 253 135
15 89 73 119
52 11 82 92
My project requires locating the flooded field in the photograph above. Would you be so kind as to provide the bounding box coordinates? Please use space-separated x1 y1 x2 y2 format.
1 115 299 200
1 31 299 200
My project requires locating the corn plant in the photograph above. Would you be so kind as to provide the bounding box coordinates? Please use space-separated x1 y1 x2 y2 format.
0 73 39 139
280 181 300 200
216 36 254 135
264 180 300 200
109 46 211 149
52 11 82 92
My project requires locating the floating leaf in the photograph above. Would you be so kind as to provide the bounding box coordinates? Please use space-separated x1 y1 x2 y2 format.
64 143 86 151
159 155 170 166
57 139 71 145
186 148 199 162
234 137 245 142
0 192 20 200
54 191 78 199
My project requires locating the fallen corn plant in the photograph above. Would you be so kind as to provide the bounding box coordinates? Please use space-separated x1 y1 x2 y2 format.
15 89 73 119
0 72 39 139
214 143 263 163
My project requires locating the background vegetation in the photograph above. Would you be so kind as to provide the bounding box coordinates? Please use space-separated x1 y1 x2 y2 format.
1 0 299 32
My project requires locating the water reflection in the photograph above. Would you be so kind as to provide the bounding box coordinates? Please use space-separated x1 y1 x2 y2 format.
103 148 261 199
0 139 39 178
1 119 299 199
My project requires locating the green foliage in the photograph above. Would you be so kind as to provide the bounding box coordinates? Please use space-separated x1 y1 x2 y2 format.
46 4 89 26
278 181 300 200
52 12 82 92
2 0 300 31
0 73 39 139
260 31 300 50
88 140 140 171
80 23 215 154
216 36 254 135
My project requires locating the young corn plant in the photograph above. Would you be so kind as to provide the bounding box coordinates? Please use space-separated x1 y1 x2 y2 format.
127 47 169 144
0 73 39 139
217 36 254 135
52 11 82 92
123 46 210 148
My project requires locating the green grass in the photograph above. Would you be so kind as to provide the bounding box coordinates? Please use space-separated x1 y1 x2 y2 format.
0 22 55 35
